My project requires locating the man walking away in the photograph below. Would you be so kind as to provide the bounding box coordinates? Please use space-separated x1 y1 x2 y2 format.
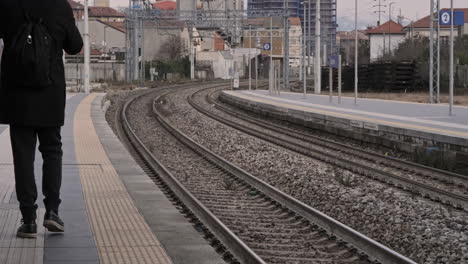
0 0 83 238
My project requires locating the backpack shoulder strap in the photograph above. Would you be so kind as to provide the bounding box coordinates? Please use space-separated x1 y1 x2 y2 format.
17 0 32 23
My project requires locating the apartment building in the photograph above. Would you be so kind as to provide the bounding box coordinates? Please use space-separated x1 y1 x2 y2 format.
248 0 337 56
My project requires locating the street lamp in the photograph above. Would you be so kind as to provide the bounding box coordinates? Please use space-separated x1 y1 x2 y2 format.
449 0 454 115
388 2 395 56
103 25 110 81
83 0 90 93
315 0 321 94
301 1 308 96
354 0 358 105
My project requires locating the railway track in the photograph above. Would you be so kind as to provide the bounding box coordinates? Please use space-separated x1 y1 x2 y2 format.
117 83 415 264
187 87 468 211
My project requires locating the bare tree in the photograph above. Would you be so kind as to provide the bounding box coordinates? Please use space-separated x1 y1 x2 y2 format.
157 35 183 60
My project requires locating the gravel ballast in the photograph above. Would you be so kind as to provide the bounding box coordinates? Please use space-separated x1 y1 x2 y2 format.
161 87 468 264
106 86 468 264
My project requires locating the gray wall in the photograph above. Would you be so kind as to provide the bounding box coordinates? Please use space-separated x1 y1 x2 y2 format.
143 26 188 61
75 20 125 52
65 63 126 82
177 0 196 11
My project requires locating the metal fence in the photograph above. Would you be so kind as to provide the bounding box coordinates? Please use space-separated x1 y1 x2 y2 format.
457 65 468 89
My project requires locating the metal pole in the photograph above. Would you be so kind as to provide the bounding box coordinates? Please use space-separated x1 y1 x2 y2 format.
303 1 307 97
270 16 273 94
437 8 441 103
284 0 290 90
389 3 395 56
83 0 90 93
449 0 454 115
429 0 434 103
190 27 195 80
249 25 252 91
133 14 139 81
103 26 107 81
315 0 321 94
329 66 333 102
302 0 307 81
255 45 258 89
338 54 342 104
300 34 303 81
429 0 440 104
308 0 311 75
354 0 358 105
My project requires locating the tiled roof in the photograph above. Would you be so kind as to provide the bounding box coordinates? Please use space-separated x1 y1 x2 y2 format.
68 0 83 9
410 8 468 29
337 30 369 40
152 1 176 10
76 48 102 56
100 21 126 33
289 17 301 26
366 20 404 34
89 6 125 18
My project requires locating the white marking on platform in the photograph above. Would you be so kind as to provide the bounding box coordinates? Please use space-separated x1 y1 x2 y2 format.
242 91 468 131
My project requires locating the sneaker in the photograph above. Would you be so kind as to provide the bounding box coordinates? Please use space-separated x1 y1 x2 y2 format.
17 220 38 238
43 211 64 232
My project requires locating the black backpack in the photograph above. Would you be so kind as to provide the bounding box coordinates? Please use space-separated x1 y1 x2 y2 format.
7 0 53 89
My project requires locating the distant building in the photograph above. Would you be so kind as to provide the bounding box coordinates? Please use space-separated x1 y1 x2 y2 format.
402 8 468 40
248 0 338 56
366 20 405 62
243 17 302 66
68 0 84 20
94 0 109 7
152 1 176 11
74 19 126 54
68 0 125 22
337 30 369 65
89 6 125 22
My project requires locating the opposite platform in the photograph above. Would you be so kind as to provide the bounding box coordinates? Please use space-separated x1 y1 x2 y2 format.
220 90 468 162
0 93 223 264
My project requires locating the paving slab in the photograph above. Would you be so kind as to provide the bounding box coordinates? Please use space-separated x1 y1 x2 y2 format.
0 94 98 264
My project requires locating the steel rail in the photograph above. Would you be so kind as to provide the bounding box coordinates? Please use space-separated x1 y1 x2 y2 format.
153 89 417 264
121 86 266 264
190 88 468 210
213 90 468 188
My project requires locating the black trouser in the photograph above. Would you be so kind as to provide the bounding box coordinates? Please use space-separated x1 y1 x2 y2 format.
10 126 63 222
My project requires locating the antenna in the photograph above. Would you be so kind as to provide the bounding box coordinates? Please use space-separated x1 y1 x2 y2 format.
373 0 387 26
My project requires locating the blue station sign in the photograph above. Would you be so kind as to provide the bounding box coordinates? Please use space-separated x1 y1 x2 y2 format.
439 10 465 26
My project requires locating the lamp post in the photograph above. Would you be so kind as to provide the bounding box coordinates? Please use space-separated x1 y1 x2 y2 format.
249 25 252 91
103 25 110 81
388 2 395 56
256 37 260 89
83 0 90 93
301 1 308 96
449 0 454 115
354 0 358 105
315 0 321 94
308 0 311 75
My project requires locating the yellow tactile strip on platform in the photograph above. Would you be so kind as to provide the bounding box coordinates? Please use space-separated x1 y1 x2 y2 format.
74 94 172 264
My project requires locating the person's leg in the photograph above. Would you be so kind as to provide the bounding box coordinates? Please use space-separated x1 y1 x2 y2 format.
38 126 64 232
10 126 38 222
38 126 62 214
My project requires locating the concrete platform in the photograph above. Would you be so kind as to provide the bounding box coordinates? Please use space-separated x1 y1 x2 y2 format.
220 90 468 163
0 93 223 264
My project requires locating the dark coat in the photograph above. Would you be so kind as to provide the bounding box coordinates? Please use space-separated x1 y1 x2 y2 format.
0 0 83 127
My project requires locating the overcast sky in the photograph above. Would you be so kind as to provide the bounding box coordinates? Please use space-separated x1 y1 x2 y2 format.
108 0 467 29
